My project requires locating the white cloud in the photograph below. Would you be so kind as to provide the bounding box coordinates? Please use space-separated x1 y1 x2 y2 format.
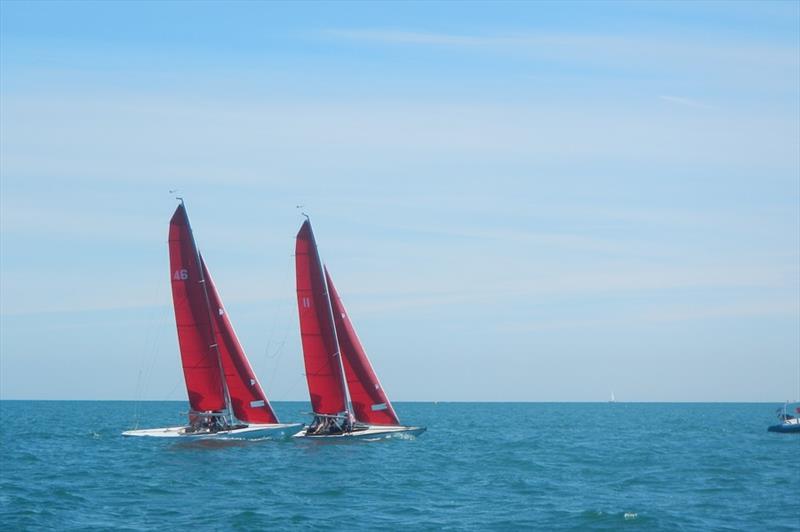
324 28 799 73
2 95 796 188
640 300 800 323
497 298 799 333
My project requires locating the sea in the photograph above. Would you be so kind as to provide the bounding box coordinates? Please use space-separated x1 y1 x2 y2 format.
0 401 797 531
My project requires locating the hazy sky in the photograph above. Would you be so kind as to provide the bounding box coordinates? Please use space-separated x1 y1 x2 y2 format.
1 1 798 402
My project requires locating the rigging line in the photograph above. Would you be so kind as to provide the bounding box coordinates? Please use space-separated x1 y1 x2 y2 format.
269 319 335 403
140 303 170 393
262 253 295 360
165 376 183 401
263 254 298 396
132 266 172 428
264 333 289 397
261 311 295 400
132 370 143 430
270 350 310 404
266 348 304 404
134 302 171 426
267 334 321 404
132 292 159 425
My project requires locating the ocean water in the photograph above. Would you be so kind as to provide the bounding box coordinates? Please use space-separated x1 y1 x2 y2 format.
0 401 797 530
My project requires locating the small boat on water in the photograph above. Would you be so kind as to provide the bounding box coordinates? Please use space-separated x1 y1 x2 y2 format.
767 402 800 434
123 202 302 439
292 218 425 439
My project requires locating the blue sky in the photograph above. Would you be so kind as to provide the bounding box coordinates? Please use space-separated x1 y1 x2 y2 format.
1 1 798 402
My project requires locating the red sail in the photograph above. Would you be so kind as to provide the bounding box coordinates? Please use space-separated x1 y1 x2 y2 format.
326 269 400 426
295 220 347 415
201 258 279 424
168 204 226 412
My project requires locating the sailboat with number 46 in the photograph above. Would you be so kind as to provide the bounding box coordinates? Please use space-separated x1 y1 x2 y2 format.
123 202 302 439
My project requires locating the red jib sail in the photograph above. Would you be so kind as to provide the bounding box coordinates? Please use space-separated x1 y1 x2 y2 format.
326 268 400 425
201 258 279 424
295 220 347 415
168 204 226 412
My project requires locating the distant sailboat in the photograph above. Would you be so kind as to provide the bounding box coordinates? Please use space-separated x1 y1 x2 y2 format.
768 402 800 434
609 392 616 403
293 218 425 438
123 202 302 438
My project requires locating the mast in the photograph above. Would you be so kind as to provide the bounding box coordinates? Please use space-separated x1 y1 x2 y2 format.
179 199 234 423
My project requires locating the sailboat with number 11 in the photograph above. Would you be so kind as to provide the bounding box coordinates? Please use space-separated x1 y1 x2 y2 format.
293 217 425 439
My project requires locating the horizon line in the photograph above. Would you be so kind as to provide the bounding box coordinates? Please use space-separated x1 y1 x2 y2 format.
0 399 794 404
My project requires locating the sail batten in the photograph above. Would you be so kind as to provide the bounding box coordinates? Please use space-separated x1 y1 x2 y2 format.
326 268 400 425
295 220 348 415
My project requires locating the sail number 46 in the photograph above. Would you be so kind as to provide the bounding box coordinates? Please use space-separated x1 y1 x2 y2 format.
173 269 189 280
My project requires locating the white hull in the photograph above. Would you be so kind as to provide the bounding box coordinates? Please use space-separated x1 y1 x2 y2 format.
122 423 303 439
294 424 426 439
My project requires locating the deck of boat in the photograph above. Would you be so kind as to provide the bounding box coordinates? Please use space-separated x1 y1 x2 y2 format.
123 423 303 439
294 425 426 439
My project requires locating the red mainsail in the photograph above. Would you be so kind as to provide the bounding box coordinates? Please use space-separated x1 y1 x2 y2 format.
326 268 400 425
168 204 226 412
201 258 279 424
295 220 347 415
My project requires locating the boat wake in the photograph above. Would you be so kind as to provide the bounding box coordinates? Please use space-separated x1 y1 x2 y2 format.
376 432 417 441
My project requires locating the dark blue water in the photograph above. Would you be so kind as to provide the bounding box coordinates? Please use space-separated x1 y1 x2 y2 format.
0 401 797 530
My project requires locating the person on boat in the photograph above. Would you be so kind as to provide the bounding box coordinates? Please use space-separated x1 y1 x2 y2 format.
319 417 337 435
344 412 355 432
307 416 324 435
195 412 219 432
210 415 227 432
307 415 350 435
